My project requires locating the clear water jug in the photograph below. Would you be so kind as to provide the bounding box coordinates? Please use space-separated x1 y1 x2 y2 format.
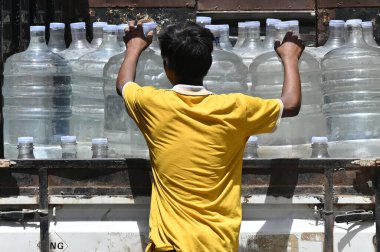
249 22 325 157
262 18 281 52
321 19 380 157
91 22 108 49
196 16 211 27
235 21 263 67
48 23 66 53
71 25 122 157
3 26 72 158
362 21 379 47
233 22 247 50
204 25 248 94
103 23 171 158
58 22 93 64
308 20 345 60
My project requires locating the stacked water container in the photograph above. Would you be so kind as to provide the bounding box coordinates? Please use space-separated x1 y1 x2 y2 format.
250 21 325 158
321 19 380 157
71 25 122 158
90 22 108 49
262 19 282 53
48 23 67 53
3 26 72 158
103 22 171 158
204 25 248 94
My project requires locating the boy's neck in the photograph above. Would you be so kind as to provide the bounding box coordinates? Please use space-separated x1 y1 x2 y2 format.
172 78 204 87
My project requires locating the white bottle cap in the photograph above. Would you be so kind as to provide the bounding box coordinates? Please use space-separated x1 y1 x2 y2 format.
245 21 260 28
275 22 290 29
118 24 128 31
50 23 65 30
248 136 258 142
329 20 345 27
361 21 373 28
92 138 108 145
205 25 220 36
30 26 45 32
103 24 118 31
266 18 281 26
61 136 77 143
70 22 86 30
311 136 328 144
196 16 212 24
142 22 157 35
238 22 247 28
219 24 230 31
93 21 108 28
345 19 362 27
285 20 299 26
18 137 34 144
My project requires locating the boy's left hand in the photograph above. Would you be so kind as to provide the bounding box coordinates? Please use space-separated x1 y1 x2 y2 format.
124 19 154 54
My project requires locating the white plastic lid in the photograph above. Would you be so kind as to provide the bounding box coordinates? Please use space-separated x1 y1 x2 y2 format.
92 138 108 145
238 22 247 28
285 20 299 26
266 18 281 26
18 137 34 144
118 24 128 30
329 20 345 27
103 24 118 31
345 19 362 26
196 16 212 23
61 135 77 143
361 21 373 28
275 22 290 29
248 136 258 142
311 136 328 144
219 24 230 31
70 22 86 30
205 24 220 32
93 22 108 28
30 26 45 32
143 22 157 35
245 21 260 28
50 23 65 30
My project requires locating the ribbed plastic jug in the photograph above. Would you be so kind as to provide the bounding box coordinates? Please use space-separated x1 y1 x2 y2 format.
91 22 108 49
235 21 263 67
308 20 345 60
71 25 122 156
321 19 380 157
103 22 171 158
249 22 325 157
204 25 248 94
3 26 72 158
58 22 93 64
48 23 66 53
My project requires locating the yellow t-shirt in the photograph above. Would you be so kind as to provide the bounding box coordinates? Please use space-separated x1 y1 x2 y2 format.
123 83 282 252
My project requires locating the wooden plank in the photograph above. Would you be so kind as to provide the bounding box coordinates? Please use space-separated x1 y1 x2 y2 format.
89 0 196 8
197 0 315 11
318 0 380 8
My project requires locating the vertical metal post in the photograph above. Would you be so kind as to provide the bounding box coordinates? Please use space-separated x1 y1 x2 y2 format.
375 168 380 252
39 168 49 252
0 0 4 159
324 167 334 252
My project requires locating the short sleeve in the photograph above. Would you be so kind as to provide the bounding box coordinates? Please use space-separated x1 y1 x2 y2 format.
244 96 283 136
122 82 142 122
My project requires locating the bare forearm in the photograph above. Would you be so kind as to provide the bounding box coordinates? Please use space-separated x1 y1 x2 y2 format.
280 57 301 117
116 50 141 96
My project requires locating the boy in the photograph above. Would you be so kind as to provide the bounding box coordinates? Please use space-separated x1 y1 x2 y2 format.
117 20 304 252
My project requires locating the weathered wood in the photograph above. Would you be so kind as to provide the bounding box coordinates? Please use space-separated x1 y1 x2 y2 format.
198 0 315 11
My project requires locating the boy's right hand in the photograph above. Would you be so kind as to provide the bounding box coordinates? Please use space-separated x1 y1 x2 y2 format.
124 19 154 54
274 31 305 62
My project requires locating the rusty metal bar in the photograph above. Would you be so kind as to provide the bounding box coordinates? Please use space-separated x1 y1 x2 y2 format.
376 168 380 252
318 0 380 8
197 0 315 11
39 167 49 252
89 0 196 8
324 167 334 252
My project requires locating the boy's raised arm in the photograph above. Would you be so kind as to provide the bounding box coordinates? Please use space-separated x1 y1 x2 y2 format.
116 20 153 96
274 31 305 117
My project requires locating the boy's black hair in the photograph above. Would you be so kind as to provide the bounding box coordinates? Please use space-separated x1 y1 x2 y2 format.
158 21 214 84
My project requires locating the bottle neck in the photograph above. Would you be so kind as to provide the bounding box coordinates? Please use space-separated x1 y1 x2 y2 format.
93 27 103 40
61 142 77 159
276 28 288 42
246 27 261 42
219 29 230 42
346 25 366 46
27 31 49 51
363 27 378 46
70 29 90 49
48 29 66 46
311 143 329 158
324 25 345 47
211 31 222 49
17 143 35 159
98 31 119 50
92 144 108 158
237 27 247 40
